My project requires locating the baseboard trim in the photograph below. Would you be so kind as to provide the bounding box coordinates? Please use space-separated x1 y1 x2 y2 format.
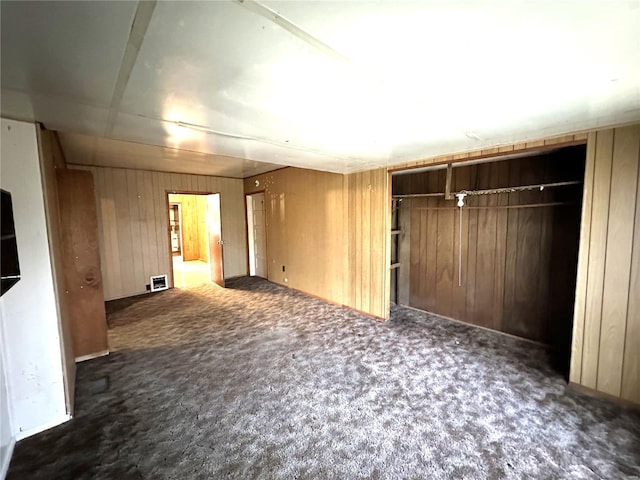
14 413 71 441
397 304 550 348
0 436 15 480
284 284 387 321
75 350 109 363
568 382 640 410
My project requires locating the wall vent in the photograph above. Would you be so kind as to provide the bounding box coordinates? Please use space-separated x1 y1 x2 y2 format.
150 274 168 292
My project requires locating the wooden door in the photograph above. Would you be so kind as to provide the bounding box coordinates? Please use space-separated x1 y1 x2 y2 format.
207 194 224 287
56 169 108 360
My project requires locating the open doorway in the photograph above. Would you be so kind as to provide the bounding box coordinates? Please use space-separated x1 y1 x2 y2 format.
246 192 267 278
167 192 224 288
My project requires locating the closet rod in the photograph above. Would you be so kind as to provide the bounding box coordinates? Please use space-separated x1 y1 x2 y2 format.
392 180 581 200
415 201 577 211
458 180 581 196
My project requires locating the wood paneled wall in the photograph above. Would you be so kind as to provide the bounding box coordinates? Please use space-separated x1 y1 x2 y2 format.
394 150 585 348
346 169 390 318
244 168 349 308
71 166 247 300
571 125 640 404
245 167 390 319
168 193 208 262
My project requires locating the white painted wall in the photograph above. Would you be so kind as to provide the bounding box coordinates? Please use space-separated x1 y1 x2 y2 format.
0 314 14 480
0 119 69 453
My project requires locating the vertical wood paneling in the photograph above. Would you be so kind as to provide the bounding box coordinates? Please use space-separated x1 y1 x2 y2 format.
475 164 496 328
56 169 108 358
244 167 368 314
70 166 247 300
597 127 640 396
451 167 470 321
399 149 585 346
492 161 510 332
112 169 136 296
622 154 640 401
242 167 389 319
127 170 145 289
581 129 614 388
570 125 640 404
570 133 597 383
349 169 389 316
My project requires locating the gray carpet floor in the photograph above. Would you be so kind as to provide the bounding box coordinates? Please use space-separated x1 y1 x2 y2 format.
7 277 640 479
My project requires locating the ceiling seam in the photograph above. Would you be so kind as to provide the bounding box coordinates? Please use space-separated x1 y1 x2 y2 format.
233 0 351 64
104 0 157 136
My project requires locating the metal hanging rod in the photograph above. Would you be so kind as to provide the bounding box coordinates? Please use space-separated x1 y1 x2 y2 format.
458 180 582 196
415 201 578 211
392 180 581 199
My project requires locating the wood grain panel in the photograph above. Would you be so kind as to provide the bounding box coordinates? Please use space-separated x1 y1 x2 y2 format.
69 166 247 299
581 129 614 388
622 154 640 402
243 167 388 319
397 198 411 305
475 164 497 328
37 128 76 412
397 147 585 346
570 133 597 383
597 126 640 396
56 169 108 358
570 124 640 404
451 166 470 321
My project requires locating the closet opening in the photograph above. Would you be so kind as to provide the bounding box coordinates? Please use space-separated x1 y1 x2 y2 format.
390 145 586 376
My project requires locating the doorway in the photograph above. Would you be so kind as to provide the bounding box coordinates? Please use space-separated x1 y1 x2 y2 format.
246 192 267 278
167 192 224 288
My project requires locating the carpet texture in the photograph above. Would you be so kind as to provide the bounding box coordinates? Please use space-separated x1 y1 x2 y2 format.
8 277 640 479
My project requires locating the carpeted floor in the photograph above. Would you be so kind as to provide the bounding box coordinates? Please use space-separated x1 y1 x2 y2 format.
8 277 640 479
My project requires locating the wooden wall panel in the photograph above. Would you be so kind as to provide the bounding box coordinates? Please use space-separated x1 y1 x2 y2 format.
244 167 389 319
622 160 640 401
571 125 640 403
37 128 76 412
70 166 247 300
244 168 348 308
56 169 109 359
597 127 639 395
396 148 585 347
346 169 389 318
580 130 614 388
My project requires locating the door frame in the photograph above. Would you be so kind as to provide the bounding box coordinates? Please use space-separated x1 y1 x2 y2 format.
244 191 268 278
165 190 224 288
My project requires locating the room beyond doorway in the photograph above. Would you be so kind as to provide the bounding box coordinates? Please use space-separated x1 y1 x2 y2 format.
167 192 224 288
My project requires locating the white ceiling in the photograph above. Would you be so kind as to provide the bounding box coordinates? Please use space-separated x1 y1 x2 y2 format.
2 1 640 176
